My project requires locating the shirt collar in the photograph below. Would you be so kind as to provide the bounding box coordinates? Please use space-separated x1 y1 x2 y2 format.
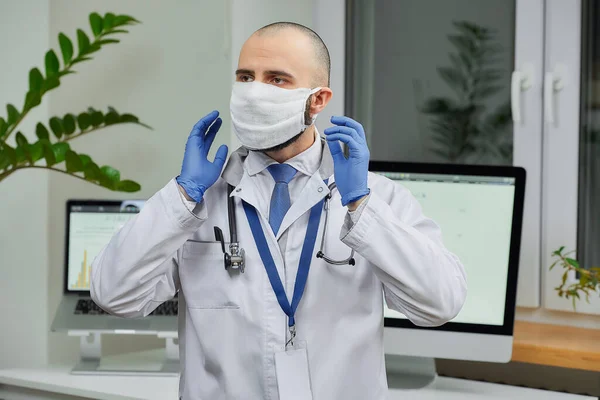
245 128 322 177
221 130 334 188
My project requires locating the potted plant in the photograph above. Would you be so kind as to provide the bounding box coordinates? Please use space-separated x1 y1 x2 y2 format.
551 247 600 309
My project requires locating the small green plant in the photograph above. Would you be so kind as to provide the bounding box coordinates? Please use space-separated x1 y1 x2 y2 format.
0 12 150 192
551 246 600 309
420 21 512 164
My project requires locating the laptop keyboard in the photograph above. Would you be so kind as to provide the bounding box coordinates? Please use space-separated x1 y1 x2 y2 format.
74 299 178 316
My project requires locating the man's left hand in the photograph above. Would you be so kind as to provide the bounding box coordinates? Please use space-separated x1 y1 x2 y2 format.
324 116 370 209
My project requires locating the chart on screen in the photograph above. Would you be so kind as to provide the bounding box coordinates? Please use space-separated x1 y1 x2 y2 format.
68 212 137 291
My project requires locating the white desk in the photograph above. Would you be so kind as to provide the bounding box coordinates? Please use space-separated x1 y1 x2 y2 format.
0 351 594 400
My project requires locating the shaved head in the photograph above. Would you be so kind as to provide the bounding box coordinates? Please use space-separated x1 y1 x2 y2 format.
254 22 331 87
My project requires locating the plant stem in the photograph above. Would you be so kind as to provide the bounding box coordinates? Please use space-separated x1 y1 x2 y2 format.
62 126 105 142
2 113 29 146
0 165 94 186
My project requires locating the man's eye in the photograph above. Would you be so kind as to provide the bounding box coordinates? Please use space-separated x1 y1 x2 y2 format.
272 77 286 85
239 75 254 82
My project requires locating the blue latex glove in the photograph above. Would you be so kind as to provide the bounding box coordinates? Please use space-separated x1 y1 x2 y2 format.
176 110 229 202
324 116 370 207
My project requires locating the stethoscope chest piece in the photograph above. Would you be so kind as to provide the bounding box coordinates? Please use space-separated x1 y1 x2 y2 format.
215 226 245 273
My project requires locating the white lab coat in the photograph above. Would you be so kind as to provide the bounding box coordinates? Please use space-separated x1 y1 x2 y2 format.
91 138 467 400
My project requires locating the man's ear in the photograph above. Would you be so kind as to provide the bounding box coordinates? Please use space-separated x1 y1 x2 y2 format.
310 88 333 115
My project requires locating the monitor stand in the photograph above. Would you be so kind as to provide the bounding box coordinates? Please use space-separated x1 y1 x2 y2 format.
385 354 437 390
68 331 179 376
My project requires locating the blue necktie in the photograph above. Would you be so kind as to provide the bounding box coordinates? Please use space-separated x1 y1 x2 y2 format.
267 163 297 235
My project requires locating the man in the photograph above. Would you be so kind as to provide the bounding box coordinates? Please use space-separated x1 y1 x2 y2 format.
91 22 467 400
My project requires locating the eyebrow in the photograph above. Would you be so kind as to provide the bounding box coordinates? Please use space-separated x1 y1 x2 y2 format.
235 69 254 75
235 69 295 79
264 70 295 79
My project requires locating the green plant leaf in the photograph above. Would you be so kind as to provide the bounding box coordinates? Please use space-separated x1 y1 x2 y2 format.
40 140 56 166
84 161 101 181
29 140 44 162
1 144 17 168
580 273 589 285
89 13 104 37
86 43 102 54
65 150 84 172
97 39 120 45
35 123 49 140
40 76 60 94
104 29 129 35
58 33 74 65
52 142 70 163
549 260 559 270
77 29 90 54
105 110 119 125
45 50 60 77
90 110 104 127
15 132 29 148
78 153 92 167
6 104 19 125
566 258 580 268
29 68 44 91
77 112 92 130
103 13 116 29
113 15 139 26
119 113 139 123
24 90 42 110
0 118 6 138
49 117 64 139
63 114 76 135
0 147 11 170
70 56 93 66
561 271 568 285
100 165 120 183
58 70 76 78
117 180 141 192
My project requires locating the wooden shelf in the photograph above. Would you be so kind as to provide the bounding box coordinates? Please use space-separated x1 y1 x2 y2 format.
512 320 600 372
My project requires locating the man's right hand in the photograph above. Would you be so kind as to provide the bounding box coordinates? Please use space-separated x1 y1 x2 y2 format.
176 110 229 203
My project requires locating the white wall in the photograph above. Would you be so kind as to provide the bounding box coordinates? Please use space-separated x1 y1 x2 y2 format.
47 0 232 364
0 1 50 368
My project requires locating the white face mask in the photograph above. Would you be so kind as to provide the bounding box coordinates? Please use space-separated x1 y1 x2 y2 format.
230 81 321 150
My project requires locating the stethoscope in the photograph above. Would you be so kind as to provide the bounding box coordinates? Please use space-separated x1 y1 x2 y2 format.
213 182 356 273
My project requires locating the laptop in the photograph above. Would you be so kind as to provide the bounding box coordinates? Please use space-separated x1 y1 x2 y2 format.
51 199 178 333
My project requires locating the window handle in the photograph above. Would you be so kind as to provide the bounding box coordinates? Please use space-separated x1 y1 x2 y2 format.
511 63 534 123
544 64 567 125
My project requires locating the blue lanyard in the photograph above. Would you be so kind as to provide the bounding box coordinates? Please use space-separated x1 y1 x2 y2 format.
242 200 324 329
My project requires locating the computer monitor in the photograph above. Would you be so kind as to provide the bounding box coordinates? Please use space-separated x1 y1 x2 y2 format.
64 200 145 293
369 161 525 389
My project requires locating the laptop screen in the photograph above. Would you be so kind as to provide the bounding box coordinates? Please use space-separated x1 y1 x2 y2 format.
66 201 143 292
375 171 517 327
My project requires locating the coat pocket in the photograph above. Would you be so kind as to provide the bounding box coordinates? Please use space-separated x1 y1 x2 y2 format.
180 241 241 309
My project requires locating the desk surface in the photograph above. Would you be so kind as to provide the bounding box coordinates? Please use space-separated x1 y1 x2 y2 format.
513 320 600 372
0 350 594 400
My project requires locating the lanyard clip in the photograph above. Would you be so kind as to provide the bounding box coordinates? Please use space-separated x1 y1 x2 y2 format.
286 325 297 348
